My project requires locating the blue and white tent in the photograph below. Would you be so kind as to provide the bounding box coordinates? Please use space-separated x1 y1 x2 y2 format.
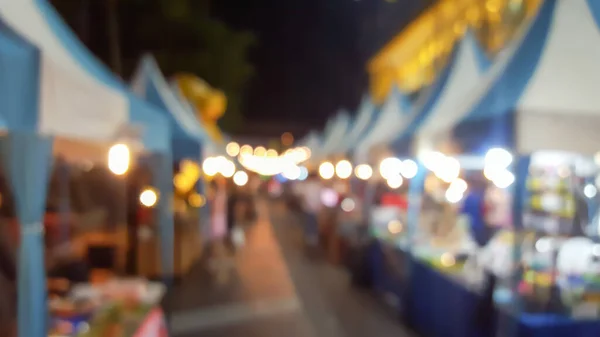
336 95 376 156
391 31 490 156
168 80 230 158
0 3 173 337
0 1 170 152
353 86 411 164
427 0 600 157
316 109 351 159
132 55 210 160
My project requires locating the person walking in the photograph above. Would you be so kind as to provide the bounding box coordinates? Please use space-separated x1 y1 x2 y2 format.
300 173 322 254
208 176 235 285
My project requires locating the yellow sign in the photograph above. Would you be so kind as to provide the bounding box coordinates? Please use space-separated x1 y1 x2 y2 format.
174 74 227 142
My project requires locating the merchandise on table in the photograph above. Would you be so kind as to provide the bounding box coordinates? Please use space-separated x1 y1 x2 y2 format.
48 279 166 337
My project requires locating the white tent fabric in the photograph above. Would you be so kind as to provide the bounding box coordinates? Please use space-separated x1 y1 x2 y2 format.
515 0 600 155
0 0 128 141
336 96 375 155
168 81 228 157
427 0 600 156
354 88 410 163
131 55 209 143
415 32 490 151
317 110 351 158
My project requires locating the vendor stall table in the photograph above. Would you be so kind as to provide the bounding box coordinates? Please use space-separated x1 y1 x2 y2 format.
368 239 600 337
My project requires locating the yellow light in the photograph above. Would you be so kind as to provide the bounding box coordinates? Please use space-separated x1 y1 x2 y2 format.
240 145 253 157
387 175 404 189
254 146 266 157
486 0 500 13
226 142 240 157
440 253 456 267
301 147 312 158
188 193 206 208
281 132 294 146
266 149 278 158
335 160 353 179
220 160 236 178
108 143 130 176
355 164 373 180
319 161 335 180
388 220 403 234
140 188 158 207
233 171 249 186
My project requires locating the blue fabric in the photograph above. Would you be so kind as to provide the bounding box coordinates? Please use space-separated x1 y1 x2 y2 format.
406 161 426 249
149 153 175 282
453 0 555 150
369 241 600 337
391 32 489 155
143 77 201 160
0 20 39 130
1 133 53 337
587 0 600 28
128 94 171 154
462 191 487 246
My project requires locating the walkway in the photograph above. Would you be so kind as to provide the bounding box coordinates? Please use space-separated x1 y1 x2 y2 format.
167 199 414 337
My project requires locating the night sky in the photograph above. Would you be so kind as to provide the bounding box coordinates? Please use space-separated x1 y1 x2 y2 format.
211 0 433 128
52 0 432 133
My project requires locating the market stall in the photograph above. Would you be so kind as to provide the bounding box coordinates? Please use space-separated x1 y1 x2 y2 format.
0 2 174 336
132 55 212 279
370 1 600 337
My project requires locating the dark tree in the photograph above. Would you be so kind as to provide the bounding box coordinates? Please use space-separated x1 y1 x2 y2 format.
51 0 256 132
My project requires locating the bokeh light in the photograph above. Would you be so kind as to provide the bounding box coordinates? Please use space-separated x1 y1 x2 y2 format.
319 161 335 180
233 171 249 186
226 142 240 157
335 160 353 179
355 164 373 180
108 143 130 175
139 188 158 207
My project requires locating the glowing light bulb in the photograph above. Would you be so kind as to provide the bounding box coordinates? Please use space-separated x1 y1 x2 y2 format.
139 188 158 207
485 148 513 169
379 157 402 179
400 159 418 179
335 160 353 179
108 143 130 175
492 169 515 189
233 171 249 186
387 175 404 189
226 142 240 157
319 162 335 180
355 164 373 180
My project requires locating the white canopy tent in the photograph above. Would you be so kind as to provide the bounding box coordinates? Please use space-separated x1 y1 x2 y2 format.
420 0 600 157
353 87 411 164
412 32 490 154
316 110 351 160
336 95 376 156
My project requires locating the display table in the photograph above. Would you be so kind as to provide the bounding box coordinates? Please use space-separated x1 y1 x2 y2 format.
49 281 168 337
369 239 600 337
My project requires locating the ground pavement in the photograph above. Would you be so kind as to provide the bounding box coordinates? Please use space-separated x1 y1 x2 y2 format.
166 199 414 337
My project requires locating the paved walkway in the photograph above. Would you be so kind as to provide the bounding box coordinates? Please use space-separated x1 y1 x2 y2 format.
167 199 414 337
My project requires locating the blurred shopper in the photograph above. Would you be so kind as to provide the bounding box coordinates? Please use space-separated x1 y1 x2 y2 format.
0 233 16 337
300 173 322 251
208 176 235 285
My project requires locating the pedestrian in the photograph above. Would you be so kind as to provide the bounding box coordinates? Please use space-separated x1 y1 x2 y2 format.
0 230 16 337
300 173 322 253
208 176 235 285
